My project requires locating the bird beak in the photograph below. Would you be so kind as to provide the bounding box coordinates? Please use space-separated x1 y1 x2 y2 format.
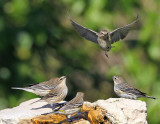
61 76 66 79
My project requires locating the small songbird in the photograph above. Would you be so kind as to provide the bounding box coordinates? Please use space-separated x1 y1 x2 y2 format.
70 15 139 57
112 76 156 100
40 81 68 107
53 92 84 118
12 76 68 107
12 76 67 97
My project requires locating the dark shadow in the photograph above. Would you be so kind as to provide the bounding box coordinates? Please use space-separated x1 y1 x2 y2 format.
59 112 88 124
31 102 67 111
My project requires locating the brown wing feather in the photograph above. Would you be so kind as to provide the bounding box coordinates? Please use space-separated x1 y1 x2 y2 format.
59 94 83 110
110 15 139 44
69 17 98 43
120 82 146 96
41 90 58 100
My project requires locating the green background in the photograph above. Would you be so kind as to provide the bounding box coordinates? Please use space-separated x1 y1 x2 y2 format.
0 0 159 123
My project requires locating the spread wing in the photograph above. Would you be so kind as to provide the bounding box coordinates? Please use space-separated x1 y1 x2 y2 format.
69 17 98 43
110 15 139 44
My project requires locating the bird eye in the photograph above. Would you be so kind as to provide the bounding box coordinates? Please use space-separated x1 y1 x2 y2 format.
59 78 63 80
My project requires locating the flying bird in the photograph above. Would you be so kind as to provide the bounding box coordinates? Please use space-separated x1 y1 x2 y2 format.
112 76 156 100
69 15 139 57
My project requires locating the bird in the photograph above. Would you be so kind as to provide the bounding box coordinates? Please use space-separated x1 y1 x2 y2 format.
12 76 67 97
112 76 156 100
12 76 68 107
40 81 68 107
69 15 139 57
53 92 84 118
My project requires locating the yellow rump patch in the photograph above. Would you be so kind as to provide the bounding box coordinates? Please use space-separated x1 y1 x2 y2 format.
58 110 65 113
116 89 125 94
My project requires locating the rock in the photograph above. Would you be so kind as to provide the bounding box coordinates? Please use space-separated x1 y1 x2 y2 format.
84 98 147 124
0 98 147 124
0 98 52 124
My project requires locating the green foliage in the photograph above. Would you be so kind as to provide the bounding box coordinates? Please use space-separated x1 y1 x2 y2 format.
0 0 160 123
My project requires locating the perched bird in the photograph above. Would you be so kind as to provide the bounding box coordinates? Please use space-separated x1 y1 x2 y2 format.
12 76 68 107
40 81 68 107
12 76 67 97
112 76 156 100
69 15 139 57
53 92 84 118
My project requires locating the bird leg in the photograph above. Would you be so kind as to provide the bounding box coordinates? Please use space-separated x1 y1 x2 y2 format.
105 51 109 58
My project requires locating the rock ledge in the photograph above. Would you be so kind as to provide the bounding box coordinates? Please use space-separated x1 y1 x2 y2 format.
0 98 147 124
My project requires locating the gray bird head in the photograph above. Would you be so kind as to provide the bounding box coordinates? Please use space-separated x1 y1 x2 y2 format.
76 92 84 98
46 76 67 88
99 30 108 37
58 76 67 84
112 76 125 84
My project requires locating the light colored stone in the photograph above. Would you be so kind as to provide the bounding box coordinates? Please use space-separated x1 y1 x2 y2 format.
0 98 52 124
0 98 147 124
74 119 90 124
84 98 147 124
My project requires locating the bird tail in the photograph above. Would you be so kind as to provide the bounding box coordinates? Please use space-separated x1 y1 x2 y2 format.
11 87 24 90
11 87 33 93
145 95 156 99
